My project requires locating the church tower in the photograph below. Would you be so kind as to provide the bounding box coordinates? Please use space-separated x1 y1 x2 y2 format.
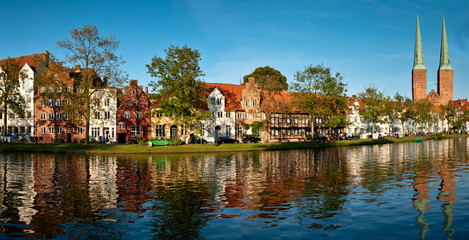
412 14 427 101
437 15 453 105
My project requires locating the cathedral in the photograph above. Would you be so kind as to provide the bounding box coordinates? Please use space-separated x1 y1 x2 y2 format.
412 14 454 105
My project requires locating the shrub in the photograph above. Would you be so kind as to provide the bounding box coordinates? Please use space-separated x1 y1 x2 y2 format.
306 135 312 141
137 137 148 145
171 139 182 146
54 138 65 143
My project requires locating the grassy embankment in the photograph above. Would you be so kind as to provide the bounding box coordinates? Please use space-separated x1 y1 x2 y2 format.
0 134 467 154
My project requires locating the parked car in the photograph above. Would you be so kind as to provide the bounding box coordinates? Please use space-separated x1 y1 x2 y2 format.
216 137 238 144
242 135 261 143
315 134 328 142
190 136 207 144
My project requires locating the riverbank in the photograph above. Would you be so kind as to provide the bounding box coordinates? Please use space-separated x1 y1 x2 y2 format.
0 134 467 154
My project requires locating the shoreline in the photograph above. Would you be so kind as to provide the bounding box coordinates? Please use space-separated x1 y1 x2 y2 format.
1 134 467 155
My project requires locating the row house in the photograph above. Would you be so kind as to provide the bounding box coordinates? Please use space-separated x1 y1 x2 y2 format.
89 88 118 143
116 80 150 143
0 54 42 139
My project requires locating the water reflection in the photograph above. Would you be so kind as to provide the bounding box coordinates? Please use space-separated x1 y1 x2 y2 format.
0 137 468 239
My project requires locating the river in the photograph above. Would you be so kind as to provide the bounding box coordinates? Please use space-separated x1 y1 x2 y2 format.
1 137 469 239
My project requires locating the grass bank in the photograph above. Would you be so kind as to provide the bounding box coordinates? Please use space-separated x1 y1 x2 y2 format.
0 134 467 154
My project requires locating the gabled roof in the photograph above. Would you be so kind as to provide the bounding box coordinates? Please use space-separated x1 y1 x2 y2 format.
0 53 45 71
204 83 244 111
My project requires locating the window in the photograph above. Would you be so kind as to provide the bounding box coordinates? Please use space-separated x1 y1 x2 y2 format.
294 118 298 124
57 87 62 93
64 99 70 105
124 111 130 119
77 127 83 134
104 111 110 120
41 99 46 107
40 113 46 120
128 100 132 107
56 99 62 107
136 100 140 107
8 112 15 119
132 90 135 95
49 126 55 134
155 125 165 138
237 126 243 137
286 118 291 124
217 112 223 118
119 122 125 130
136 111 142 119
287 129 291 136
40 87 46 93
25 96 31 104
252 99 257 107
237 112 243 119
271 117 279 124
92 127 100 138
270 129 279 136
216 98 221 105
253 113 258 119
26 127 31 134
94 112 101 119
48 113 54 120
104 99 110 106
64 113 70 120
226 112 231 118
56 112 62 120
78 88 84 93
131 125 141 137
78 114 83 120
41 127 46 134
261 113 265 119
226 125 231 137
57 127 63 134
48 99 54 107
26 111 32 119
95 98 101 107
245 99 250 107
245 113 250 119
49 87 54 93
67 87 71 93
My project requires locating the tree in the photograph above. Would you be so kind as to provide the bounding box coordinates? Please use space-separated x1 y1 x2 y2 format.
243 66 288 91
357 87 387 138
146 45 209 141
385 92 413 136
290 64 348 138
439 100 457 132
0 58 26 138
36 25 127 143
413 98 434 133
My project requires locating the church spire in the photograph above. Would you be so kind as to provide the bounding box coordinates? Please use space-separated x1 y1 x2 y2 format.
439 14 452 70
413 14 426 70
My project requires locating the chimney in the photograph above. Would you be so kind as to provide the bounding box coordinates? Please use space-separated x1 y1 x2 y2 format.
74 65 80 72
145 87 148 94
130 79 138 86
248 77 254 84
43 51 50 66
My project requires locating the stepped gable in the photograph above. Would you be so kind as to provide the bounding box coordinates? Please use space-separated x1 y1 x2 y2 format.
204 82 244 111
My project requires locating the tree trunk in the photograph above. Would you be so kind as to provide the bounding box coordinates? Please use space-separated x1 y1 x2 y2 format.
85 101 91 144
372 121 376 139
310 116 314 142
3 104 7 140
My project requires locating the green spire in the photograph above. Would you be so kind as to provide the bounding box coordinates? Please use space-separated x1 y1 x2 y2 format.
413 14 426 70
439 15 452 70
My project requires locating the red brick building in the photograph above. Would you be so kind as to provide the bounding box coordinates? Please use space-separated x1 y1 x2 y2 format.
116 80 150 143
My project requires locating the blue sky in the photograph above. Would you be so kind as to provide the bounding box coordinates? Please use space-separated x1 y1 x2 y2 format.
1 0 468 99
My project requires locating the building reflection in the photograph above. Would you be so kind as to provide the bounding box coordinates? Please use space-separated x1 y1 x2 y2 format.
0 137 467 239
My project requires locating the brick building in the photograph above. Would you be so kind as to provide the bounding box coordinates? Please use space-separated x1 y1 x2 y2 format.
116 80 150 143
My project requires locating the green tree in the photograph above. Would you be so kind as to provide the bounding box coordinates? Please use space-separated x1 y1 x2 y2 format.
146 45 209 141
243 66 288 91
36 25 127 143
413 98 435 133
357 87 387 138
290 64 348 138
385 92 413 136
439 100 457 132
0 58 26 138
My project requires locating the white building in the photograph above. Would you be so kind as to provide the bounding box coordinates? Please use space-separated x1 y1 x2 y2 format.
89 88 118 143
202 86 237 143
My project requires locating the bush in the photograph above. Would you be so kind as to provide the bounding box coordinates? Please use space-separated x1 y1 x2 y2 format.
54 138 64 143
79 139 86 143
171 139 182 146
137 137 148 145
306 135 312 141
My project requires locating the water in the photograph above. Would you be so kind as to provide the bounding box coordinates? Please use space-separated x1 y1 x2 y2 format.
1 137 469 239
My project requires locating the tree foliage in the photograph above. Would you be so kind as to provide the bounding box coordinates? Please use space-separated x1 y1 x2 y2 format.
0 58 26 137
413 98 435 132
291 64 348 135
243 66 288 91
146 45 209 139
36 25 127 143
357 87 387 136
439 100 457 132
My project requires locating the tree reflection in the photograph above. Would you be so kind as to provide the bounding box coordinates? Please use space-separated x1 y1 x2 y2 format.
297 148 349 230
150 156 215 240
